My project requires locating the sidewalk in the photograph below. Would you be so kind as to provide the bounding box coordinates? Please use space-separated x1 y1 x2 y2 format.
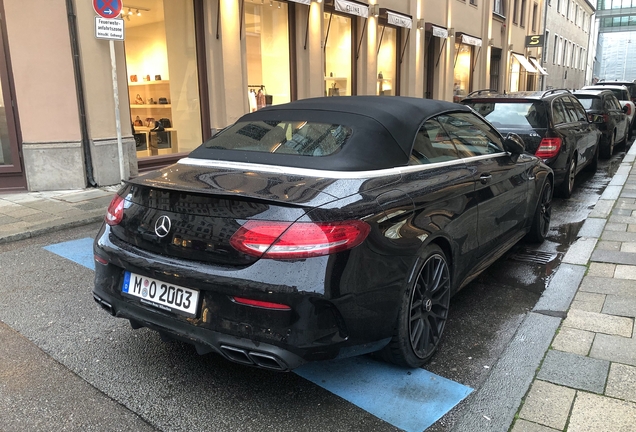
0 185 118 244
509 146 636 431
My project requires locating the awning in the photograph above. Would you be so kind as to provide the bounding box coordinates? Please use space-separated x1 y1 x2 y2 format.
386 11 412 29
457 33 482 47
512 53 538 73
425 22 448 38
334 0 369 18
288 0 311 4
529 57 549 75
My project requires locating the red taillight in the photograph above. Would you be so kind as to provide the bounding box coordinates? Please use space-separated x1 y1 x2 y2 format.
626 105 632 116
603 114 610 123
105 194 125 226
232 296 291 310
535 137 562 159
94 254 109 265
230 220 371 259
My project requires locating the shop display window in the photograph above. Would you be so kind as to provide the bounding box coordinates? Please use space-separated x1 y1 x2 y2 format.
324 13 352 97
453 43 472 102
245 1 291 112
510 56 521 92
0 82 12 165
124 0 202 159
377 26 397 95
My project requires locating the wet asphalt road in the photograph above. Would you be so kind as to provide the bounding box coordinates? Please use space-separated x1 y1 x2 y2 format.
0 145 628 431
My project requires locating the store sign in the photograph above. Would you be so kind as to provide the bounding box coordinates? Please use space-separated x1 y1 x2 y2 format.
460 34 482 47
431 25 448 38
93 0 122 19
387 12 412 29
95 17 125 41
525 35 545 47
287 0 311 4
334 0 369 18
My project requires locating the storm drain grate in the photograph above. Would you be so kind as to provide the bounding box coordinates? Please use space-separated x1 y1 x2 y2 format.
507 249 557 265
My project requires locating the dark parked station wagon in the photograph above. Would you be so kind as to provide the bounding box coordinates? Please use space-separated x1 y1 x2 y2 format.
93 96 553 371
462 89 600 198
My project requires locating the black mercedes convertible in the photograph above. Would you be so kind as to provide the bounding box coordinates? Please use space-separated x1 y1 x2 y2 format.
93 96 553 371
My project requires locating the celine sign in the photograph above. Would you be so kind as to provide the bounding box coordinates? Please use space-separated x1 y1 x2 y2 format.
387 11 412 29
335 0 369 18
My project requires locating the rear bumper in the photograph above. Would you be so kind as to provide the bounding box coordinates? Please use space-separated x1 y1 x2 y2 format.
92 225 401 370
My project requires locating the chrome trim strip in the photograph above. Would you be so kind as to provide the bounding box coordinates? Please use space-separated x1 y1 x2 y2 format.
177 153 509 179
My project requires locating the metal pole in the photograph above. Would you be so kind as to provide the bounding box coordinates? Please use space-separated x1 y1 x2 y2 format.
109 39 126 182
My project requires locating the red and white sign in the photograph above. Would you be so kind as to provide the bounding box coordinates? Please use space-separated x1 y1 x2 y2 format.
93 0 122 19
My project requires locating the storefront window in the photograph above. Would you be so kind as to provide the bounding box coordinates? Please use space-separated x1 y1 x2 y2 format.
453 43 472 102
245 1 291 111
324 13 352 97
377 26 397 95
510 56 521 92
0 81 12 165
124 0 202 159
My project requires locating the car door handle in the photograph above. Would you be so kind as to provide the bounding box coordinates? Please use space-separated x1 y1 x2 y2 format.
480 174 492 184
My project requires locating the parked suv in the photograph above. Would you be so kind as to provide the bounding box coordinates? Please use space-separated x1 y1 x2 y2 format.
582 85 635 139
573 89 629 158
462 89 601 197
595 80 636 105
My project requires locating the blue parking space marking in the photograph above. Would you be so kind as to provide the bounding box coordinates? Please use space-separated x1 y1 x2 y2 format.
43 237 95 271
46 237 473 430
295 356 472 432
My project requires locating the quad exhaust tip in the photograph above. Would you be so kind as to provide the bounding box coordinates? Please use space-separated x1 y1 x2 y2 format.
93 294 115 316
220 345 288 371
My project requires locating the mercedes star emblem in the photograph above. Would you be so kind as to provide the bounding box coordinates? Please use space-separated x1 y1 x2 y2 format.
154 215 172 238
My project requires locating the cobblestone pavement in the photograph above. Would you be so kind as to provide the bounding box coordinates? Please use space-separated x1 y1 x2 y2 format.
0 186 118 244
511 145 636 432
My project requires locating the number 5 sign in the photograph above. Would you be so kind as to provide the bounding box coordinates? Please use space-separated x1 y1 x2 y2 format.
93 0 122 19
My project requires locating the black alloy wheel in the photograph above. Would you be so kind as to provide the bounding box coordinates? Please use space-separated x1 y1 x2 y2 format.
558 158 576 198
383 244 451 368
526 179 553 243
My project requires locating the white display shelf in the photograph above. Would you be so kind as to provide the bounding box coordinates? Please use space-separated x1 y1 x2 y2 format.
130 104 172 108
128 80 169 86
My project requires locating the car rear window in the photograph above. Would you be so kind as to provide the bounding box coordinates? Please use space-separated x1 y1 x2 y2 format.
200 120 351 157
575 96 600 110
465 101 547 129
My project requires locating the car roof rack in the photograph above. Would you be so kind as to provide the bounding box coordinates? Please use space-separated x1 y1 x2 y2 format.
541 88 571 98
466 89 500 97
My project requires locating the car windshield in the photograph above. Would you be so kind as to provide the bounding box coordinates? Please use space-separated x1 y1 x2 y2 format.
199 120 351 157
465 101 547 129
575 96 599 110
608 89 628 101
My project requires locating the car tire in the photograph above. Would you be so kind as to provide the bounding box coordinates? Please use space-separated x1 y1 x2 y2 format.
382 244 451 368
585 143 599 173
526 178 553 243
558 158 576 198
601 131 615 159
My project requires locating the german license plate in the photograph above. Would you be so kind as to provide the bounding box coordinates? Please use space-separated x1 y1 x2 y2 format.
121 272 199 317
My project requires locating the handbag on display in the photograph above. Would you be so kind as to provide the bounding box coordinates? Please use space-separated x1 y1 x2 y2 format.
134 116 143 127
159 118 172 128
135 94 145 105
158 97 169 104
328 83 340 97
145 117 155 128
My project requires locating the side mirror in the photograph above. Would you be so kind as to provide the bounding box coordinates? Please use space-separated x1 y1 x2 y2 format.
590 114 605 124
623 105 629 114
503 133 525 156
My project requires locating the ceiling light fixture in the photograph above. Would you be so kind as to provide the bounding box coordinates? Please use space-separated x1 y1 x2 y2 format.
270 0 273 6
128 8 132 15
136 9 141 16
278 2 281 7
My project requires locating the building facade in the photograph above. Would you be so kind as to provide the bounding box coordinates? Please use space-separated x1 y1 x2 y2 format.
542 0 596 89
0 0 546 192
594 0 636 82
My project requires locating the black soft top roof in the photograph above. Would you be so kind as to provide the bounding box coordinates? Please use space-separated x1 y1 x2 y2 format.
189 96 469 172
